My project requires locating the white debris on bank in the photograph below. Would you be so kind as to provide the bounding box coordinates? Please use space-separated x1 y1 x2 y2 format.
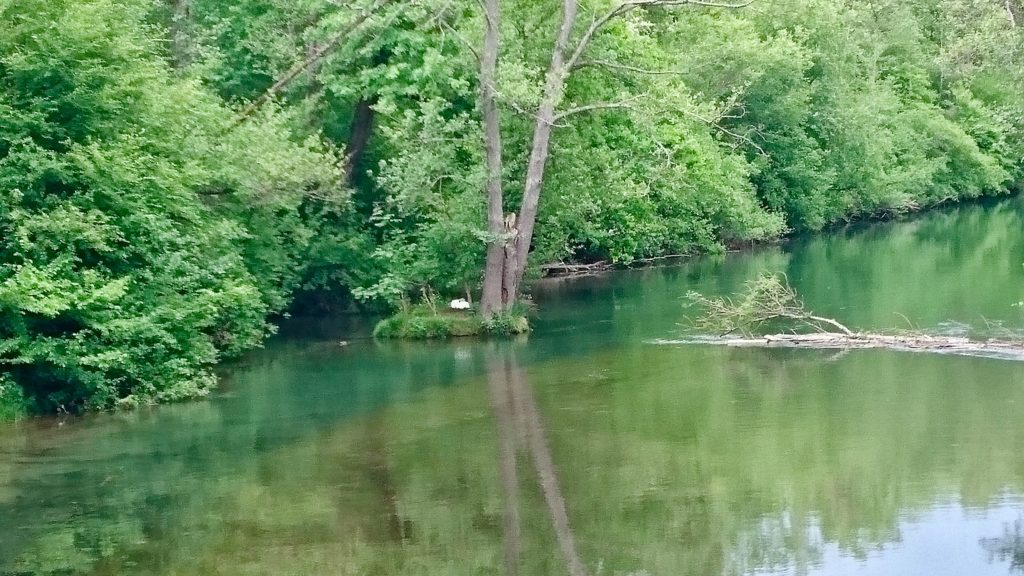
449 298 471 310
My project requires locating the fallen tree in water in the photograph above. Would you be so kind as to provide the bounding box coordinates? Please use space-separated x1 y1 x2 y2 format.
681 274 1024 360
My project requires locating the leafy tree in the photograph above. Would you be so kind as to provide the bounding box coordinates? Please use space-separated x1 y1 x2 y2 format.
0 0 346 412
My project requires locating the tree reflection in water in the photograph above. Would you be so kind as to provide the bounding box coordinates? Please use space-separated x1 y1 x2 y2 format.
488 344 589 576
982 519 1024 573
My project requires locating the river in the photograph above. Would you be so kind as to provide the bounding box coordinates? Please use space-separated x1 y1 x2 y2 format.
2 198 1024 575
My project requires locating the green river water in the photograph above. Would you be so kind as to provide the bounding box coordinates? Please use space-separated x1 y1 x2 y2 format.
3 198 1024 575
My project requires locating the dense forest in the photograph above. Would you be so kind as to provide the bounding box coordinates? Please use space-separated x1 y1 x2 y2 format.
0 0 1022 416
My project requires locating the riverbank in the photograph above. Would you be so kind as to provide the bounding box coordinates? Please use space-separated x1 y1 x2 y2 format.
538 192 1022 280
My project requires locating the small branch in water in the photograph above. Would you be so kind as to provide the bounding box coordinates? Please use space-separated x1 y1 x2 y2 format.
541 261 611 277
686 273 853 336
803 314 854 336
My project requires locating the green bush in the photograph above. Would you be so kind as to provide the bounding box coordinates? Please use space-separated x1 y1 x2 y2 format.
482 312 532 337
0 0 346 413
0 374 28 422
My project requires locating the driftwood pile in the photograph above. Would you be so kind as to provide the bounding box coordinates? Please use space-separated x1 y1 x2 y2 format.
698 332 1024 359
680 274 1024 360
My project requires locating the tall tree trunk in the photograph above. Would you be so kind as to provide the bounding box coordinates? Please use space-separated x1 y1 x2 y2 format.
170 0 191 69
505 0 578 306
480 0 509 317
477 0 754 312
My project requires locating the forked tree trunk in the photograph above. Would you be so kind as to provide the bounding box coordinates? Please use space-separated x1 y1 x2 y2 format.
481 0 578 315
509 0 577 296
479 0 752 313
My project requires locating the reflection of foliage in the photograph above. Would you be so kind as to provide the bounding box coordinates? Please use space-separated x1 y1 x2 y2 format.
6 339 1024 575
981 520 1024 573
4 200 1024 574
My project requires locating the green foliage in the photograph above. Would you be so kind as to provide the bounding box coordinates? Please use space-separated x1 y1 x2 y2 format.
0 374 28 422
481 310 532 336
373 307 472 339
2 0 1023 410
179 0 1024 303
0 0 347 413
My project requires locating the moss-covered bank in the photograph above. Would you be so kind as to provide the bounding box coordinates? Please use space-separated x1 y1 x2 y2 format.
373 306 530 340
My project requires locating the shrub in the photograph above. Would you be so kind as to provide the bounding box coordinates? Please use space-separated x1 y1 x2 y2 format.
0 0 345 413
0 375 28 422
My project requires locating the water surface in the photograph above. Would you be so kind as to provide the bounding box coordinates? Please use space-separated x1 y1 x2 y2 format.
3 199 1024 575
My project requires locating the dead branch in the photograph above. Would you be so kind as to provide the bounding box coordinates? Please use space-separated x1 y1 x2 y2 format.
554 94 645 120
678 108 767 156
573 59 686 74
656 333 1024 361
541 261 612 276
565 0 754 73
233 0 393 126
687 273 854 336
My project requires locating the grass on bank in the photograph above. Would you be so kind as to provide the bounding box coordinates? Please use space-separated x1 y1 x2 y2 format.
373 304 530 340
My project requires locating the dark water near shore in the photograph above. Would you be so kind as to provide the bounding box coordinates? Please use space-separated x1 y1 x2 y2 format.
3 198 1024 575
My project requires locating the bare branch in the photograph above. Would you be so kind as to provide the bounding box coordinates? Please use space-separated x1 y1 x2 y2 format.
573 59 686 74
491 87 555 125
437 18 480 62
233 0 394 125
631 0 754 7
554 94 645 120
677 107 767 156
564 0 754 72
564 5 631 72
687 273 853 336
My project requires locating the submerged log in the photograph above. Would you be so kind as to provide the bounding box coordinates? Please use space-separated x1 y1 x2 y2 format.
540 261 611 277
659 332 1024 360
